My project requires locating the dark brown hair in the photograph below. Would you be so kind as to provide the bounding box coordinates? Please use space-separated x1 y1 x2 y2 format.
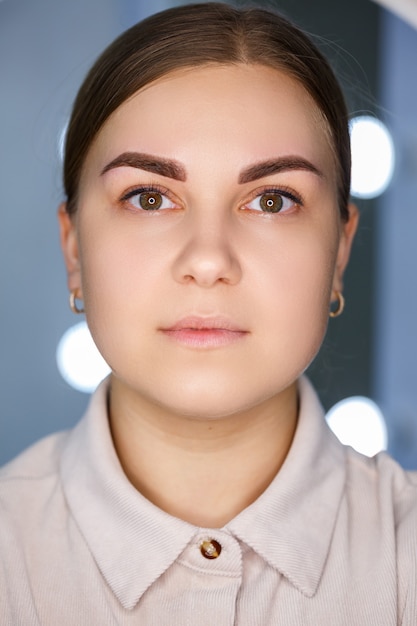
64 2 350 220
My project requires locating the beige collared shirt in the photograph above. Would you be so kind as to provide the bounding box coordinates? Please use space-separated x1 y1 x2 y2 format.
1 377 416 625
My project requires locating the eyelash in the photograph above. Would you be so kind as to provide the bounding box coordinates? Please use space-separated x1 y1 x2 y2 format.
119 184 303 213
243 186 303 213
120 184 177 210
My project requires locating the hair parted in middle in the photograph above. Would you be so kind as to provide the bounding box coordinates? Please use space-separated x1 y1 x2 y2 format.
64 2 351 220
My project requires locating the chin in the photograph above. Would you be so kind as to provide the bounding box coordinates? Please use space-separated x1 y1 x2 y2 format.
160 388 250 420
149 377 291 421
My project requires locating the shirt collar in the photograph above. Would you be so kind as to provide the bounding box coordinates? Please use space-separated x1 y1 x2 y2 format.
60 380 198 610
228 376 346 597
60 376 346 608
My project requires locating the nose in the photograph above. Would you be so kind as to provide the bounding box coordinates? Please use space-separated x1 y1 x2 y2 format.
171 211 242 288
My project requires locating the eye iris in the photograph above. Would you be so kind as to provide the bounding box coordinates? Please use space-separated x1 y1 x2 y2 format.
260 193 283 213
140 192 162 210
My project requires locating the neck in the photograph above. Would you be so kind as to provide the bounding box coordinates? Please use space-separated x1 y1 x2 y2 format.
108 376 298 528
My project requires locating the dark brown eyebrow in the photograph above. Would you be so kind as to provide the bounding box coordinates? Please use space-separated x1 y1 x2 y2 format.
101 152 187 181
101 152 322 185
238 156 323 184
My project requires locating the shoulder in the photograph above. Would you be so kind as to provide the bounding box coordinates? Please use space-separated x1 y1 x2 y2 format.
0 431 70 528
375 454 417 623
344 446 417 522
0 430 69 484
0 431 71 554
343 447 417 623
0 430 84 621
341 444 417 535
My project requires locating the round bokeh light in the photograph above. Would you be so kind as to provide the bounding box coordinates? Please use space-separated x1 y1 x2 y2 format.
326 396 388 457
350 115 395 199
56 322 110 393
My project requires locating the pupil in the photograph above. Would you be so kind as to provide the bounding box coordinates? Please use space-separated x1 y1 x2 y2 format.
140 192 162 210
260 193 282 213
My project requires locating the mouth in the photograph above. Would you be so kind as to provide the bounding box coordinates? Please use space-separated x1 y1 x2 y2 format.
159 316 248 348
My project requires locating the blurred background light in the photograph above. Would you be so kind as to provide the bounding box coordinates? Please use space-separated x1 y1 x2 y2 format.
58 120 68 162
350 115 395 199
56 321 110 393
326 396 388 456
371 0 417 31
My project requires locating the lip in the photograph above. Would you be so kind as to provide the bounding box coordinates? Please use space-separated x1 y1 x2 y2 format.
160 316 248 348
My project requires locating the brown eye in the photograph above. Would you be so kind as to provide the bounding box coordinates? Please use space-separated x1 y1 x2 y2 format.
259 193 283 213
139 191 163 210
244 190 298 214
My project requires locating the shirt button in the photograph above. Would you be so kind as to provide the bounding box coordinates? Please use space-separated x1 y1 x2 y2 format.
200 539 222 559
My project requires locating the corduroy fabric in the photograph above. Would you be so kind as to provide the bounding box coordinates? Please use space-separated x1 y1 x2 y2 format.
0 377 416 625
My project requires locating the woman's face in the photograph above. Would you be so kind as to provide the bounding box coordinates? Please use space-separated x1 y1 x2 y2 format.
60 64 357 418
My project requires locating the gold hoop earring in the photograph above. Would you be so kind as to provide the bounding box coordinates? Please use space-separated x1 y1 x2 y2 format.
69 290 84 314
329 291 345 318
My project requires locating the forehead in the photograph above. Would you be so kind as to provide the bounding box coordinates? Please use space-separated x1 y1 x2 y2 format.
84 63 335 182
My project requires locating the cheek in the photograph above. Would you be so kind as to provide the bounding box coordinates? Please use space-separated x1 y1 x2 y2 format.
79 208 163 290
258 224 339 356
77 221 159 347
257 218 337 300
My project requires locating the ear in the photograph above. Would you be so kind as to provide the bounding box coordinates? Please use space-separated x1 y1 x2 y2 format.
58 202 82 296
331 203 359 296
